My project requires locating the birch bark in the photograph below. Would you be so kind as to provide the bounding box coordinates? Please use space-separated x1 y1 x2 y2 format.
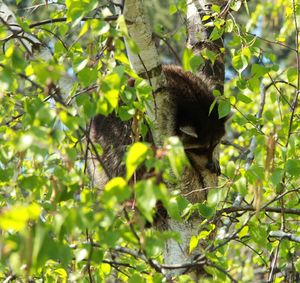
121 0 226 280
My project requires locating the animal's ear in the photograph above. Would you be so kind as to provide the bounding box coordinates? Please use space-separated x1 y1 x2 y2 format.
179 125 198 138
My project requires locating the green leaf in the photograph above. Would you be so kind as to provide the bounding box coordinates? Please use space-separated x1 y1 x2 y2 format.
103 177 131 204
135 180 157 223
169 4 177 15
190 55 203 73
189 235 199 253
19 175 47 190
274 277 284 283
166 197 182 221
126 142 149 180
0 203 41 231
251 64 269 78
165 136 188 178
238 226 249 238
197 204 214 219
230 0 242 11
287 67 297 83
166 196 189 221
286 159 300 176
270 168 284 186
248 77 260 92
202 49 218 64
295 258 300 273
128 274 144 283
0 168 14 182
118 106 135 121
209 27 224 41
144 234 164 257
232 54 248 73
211 4 221 13
248 222 268 247
66 0 98 25
209 99 217 115
126 37 140 54
237 93 252 104
182 48 193 71
218 100 231 118
77 67 98 87
247 164 265 181
225 19 234 33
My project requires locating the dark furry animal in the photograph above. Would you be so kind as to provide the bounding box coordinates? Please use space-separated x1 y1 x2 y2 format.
88 65 229 202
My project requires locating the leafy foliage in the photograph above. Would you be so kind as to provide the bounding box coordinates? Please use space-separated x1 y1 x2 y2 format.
0 0 299 282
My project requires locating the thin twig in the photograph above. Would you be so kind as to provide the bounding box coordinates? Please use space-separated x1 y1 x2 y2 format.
221 139 245 152
206 262 238 283
67 85 98 105
246 32 297 52
267 240 281 282
217 205 300 216
123 208 141 246
234 238 268 267
136 54 159 118
265 72 292 108
81 125 112 180
153 32 181 65
83 121 92 174
209 214 253 253
1 16 119 42
265 80 297 91
85 229 94 283
114 246 162 272
29 15 118 28
260 187 300 211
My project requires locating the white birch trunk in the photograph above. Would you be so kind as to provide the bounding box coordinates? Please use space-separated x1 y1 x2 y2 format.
161 3 209 278
123 0 161 85
122 0 169 146
121 0 227 280
122 0 223 280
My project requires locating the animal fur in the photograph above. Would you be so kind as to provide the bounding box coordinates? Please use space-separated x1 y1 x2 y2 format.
88 65 229 202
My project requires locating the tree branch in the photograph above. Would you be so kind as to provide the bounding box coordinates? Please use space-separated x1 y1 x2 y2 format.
217 205 300 216
269 231 300 244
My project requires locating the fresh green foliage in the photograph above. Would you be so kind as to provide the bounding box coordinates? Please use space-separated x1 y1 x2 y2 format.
0 0 299 282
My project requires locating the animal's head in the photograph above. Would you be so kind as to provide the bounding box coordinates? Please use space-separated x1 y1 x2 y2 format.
176 99 230 177
175 101 231 204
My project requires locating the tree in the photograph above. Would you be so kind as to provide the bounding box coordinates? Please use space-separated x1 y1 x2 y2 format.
0 0 299 282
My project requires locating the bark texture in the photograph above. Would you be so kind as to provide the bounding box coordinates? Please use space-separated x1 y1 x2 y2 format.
162 0 226 279
93 0 227 280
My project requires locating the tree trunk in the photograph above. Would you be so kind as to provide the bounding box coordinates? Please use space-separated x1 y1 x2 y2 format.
122 0 226 280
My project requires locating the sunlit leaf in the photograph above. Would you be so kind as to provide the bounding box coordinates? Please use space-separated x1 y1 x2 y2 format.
0 203 41 231
126 142 149 180
218 100 231 118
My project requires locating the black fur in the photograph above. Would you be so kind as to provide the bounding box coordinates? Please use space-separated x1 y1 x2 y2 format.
88 65 228 190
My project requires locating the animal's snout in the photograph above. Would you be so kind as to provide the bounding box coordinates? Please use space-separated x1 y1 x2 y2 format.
204 4 212 10
206 160 221 176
